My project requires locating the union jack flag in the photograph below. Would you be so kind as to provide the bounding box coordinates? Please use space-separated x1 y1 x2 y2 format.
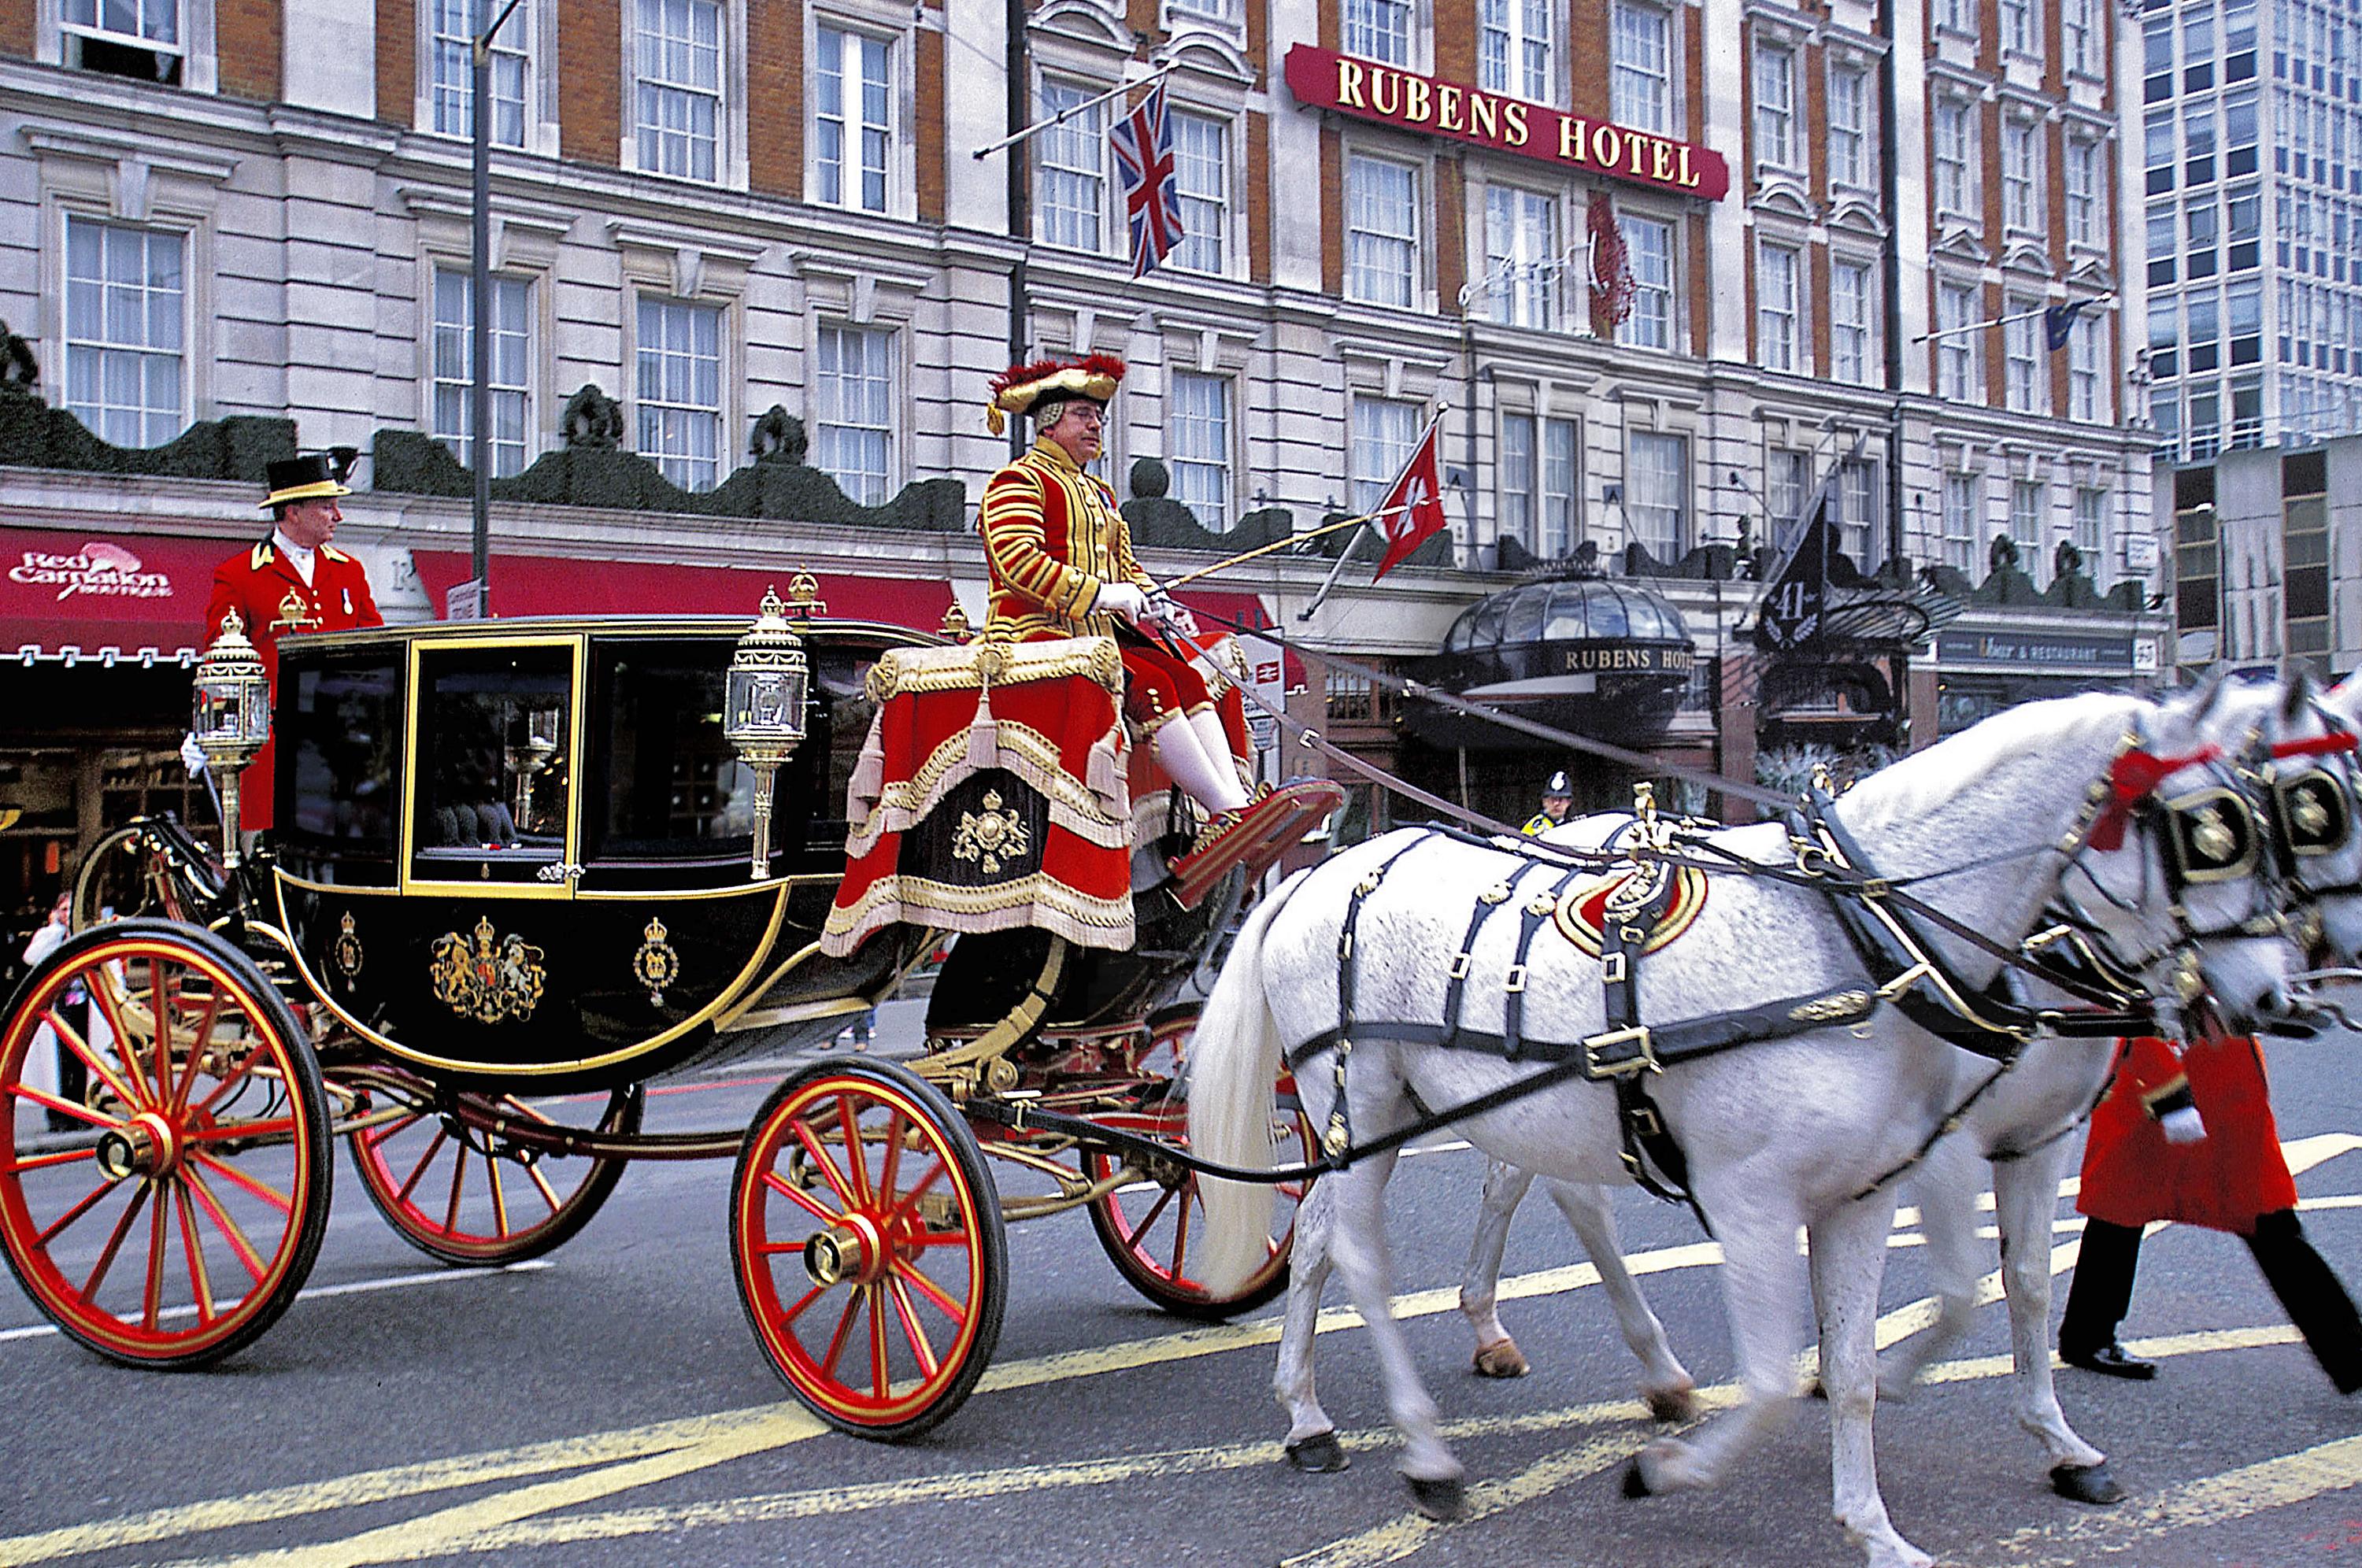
1109 80 1186 278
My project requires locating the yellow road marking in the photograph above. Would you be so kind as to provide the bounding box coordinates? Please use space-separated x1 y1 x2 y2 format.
1986 1430 2362 1566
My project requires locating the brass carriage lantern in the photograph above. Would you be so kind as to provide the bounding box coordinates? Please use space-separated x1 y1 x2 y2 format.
191 609 272 868
724 587 810 881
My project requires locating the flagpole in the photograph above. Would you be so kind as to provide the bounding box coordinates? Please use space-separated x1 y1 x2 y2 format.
1297 407 1449 622
1296 523 1372 623
971 59 1178 161
1911 292 2114 345
1163 507 1411 590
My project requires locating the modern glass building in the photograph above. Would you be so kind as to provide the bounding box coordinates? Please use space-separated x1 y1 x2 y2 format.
2139 0 2362 459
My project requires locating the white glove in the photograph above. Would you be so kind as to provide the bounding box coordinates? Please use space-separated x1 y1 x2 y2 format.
1093 582 1150 623
179 733 208 776
2160 1105 2208 1145
1148 597 1200 639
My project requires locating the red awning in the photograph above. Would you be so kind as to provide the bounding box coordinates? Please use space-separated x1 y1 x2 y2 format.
408 551 955 631
1 528 224 665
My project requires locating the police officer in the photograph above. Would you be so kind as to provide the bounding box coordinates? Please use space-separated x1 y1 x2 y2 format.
1522 770 1575 835
190 453 383 832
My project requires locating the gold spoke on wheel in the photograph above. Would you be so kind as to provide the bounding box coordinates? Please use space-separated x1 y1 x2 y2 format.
887 1255 964 1319
524 1157 565 1216
168 988 224 1116
789 1118 860 1212
868 1282 890 1399
7 1145 101 1175
1131 1184 1179 1244
1168 1191 1194 1279
140 1187 169 1331
172 1179 218 1327
43 1007 145 1119
186 1148 294 1215
444 1144 470 1235
819 1287 863 1381
83 964 154 1114
835 1096 872 1206
181 1164 271 1285
886 1274 939 1379
361 1110 424 1153
761 1166 842 1226
395 1128 450 1205
883 1157 949 1229
485 1151 512 1236
6 1079 117 1130
80 1181 150 1300
877 1109 905 1204
32 1171 120 1248
143 956 175 1108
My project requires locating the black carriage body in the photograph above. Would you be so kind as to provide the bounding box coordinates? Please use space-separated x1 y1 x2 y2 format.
265 616 933 1091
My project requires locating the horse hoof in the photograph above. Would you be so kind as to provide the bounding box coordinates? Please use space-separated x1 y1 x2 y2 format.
1643 1385 1698 1423
1404 1473 1465 1521
2050 1461 2127 1506
1472 1341 1531 1378
1621 1458 1653 1499
1286 1433 1349 1474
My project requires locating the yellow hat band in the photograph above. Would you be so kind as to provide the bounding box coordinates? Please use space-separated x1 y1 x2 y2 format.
261 479 350 509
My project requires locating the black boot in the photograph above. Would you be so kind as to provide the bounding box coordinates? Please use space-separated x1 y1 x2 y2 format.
2060 1219 2153 1376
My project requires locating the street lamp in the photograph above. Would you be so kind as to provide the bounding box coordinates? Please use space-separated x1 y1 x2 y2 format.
465 0 528 619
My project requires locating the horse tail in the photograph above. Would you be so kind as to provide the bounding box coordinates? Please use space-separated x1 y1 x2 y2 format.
1188 870 1305 1296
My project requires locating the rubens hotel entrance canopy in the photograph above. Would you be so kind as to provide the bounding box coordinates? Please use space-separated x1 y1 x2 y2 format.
1283 44 1731 202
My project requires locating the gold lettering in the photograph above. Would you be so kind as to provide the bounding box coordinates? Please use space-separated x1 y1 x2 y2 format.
1402 76 1431 122
1676 144 1701 187
1336 58 1366 109
1627 131 1646 175
1470 93 1499 139
1437 83 1464 132
1560 115 1589 162
1372 68 1401 116
1651 139 1675 182
1502 102 1529 145
1593 124 1623 168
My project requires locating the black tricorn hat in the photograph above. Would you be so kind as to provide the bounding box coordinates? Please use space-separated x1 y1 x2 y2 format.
261 453 351 511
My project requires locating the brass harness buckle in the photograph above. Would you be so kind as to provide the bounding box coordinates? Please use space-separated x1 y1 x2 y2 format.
1583 1024 1659 1079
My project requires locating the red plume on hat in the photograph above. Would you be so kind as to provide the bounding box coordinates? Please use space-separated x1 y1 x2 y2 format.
987 352 1127 435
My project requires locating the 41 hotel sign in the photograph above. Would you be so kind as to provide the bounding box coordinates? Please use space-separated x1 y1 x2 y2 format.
1283 44 1731 202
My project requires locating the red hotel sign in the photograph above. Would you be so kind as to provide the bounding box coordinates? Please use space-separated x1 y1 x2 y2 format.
1283 44 1730 202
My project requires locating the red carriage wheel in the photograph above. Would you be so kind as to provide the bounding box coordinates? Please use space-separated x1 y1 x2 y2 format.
343 1074 642 1266
1084 1003 1316 1319
731 1059 1005 1440
0 919 331 1368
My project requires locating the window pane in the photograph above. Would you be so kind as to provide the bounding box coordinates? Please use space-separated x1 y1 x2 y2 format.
636 297 724 490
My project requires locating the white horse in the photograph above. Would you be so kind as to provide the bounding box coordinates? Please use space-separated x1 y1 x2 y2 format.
1190 690 2300 1568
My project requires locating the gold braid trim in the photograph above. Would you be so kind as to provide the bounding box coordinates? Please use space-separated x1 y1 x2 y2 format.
868 635 1124 702
843 719 1132 860
821 871 1135 956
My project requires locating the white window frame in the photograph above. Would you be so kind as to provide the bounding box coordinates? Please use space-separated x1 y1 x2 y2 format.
55 0 208 88
1346 150 1420 309
1619 210 1676 351
1932 98 1975 219
1838 457 1880 568
1827 62 1871 190
1625 428 1689 559
429 0 528 146
2004 297 2043 412
1999 0 2038 57
2069 312 2106 421
1498 412 1579 554
1767 448 1812 540
810 20 894 215
1753 39 1796 172
1484 182 1560 331
1831 255 1876 386
429 266 535 479
62 214 187 449
1934 0 1975 34
2001 115 2043 233
1343 0 1416 65
631 0 725 183
1168 370 1235 532
813 320 897 505
1756 239 1800 372
1170 107 1231 276
1609 0 1675 134
2008 479 2046 571
2064 135 2100 248
2073 486 2107 575
1479 0 1556 104
1035 75 1108 254
2063 0 2097 74
1936 279 1982 401
1350 395 1423 516
633 294 727 491
1942 470 1981 571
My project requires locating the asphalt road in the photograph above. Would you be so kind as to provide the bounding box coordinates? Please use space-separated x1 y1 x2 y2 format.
5 1004 2362 1568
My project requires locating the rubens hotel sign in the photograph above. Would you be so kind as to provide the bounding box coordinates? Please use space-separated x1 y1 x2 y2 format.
1283 44 1731 202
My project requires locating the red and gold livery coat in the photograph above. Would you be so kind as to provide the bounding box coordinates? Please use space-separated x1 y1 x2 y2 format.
2078 1034 2300 1236
205 540 383 831
978 437 1212 734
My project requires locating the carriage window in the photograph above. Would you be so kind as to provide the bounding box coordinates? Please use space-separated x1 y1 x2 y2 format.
409 645 572 882
586 641 757 862
279 653 403 880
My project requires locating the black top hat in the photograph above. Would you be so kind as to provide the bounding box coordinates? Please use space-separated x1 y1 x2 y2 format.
261 454 352 511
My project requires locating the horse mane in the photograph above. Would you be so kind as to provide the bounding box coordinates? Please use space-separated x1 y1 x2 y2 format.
1836 690 2148 837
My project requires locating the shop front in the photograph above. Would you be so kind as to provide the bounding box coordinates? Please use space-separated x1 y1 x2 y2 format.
1932 623 2148 734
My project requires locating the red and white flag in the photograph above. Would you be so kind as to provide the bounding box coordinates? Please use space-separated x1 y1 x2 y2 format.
1372 415 1449 580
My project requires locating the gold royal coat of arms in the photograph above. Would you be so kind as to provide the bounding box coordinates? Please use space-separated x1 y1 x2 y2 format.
429 916 548 1024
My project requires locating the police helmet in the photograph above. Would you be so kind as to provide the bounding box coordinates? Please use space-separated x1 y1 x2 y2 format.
1543 770 1573 799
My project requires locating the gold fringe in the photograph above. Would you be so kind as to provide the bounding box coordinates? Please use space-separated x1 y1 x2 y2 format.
842 718 1135 860
868 635 1123 702
822 871 1134 956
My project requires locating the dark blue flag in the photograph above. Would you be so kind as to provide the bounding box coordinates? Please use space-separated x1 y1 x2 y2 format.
2045 298 2097 353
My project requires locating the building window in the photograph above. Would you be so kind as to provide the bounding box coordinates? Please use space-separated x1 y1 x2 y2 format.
1942 471 1980 571
431 268 531 479
63 217 183 449
1171 111 1228 276
1999 0 2035 55
1838 457 1879 568
1610 1 1672 133
1626 431 1687 558
2064 137 2100 246
1168 371 1232 531
635 0 722 182
1346 154 1418 309
2145 107 2173 194
1935 281 1980 401
2063 0 2096 72
1934 101 1972 216
2009 479 2045 569
813 323 894 505
1479 0 1553 103
1831 258 1874 386
61 0 182 83
1756 240 1799 372
2001 118 2041 231
2183 101 2213 186
814 25 891 213
431 0 525 144
1752 40 1794 171
1620 214 1675 350
1767 448 1811 541
1828 65 1870 189
2073 486 2106 564
1500 412 1578 556
1351 396 1423 515
1935 0 1972 32
2069 312 2106 422
1036 80 1105 252
1342 0 1413 65
635 296 722 490
1485 185 1559 330
2004 300 2042 412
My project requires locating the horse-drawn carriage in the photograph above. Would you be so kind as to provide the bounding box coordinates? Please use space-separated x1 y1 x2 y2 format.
0 579 1335 1438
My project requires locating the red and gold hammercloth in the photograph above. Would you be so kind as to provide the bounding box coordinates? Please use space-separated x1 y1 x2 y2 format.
822 637 1136 954
1546 860 1710 957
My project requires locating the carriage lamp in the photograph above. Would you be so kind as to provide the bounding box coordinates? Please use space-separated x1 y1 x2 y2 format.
724 587 811 881
190 611 273 867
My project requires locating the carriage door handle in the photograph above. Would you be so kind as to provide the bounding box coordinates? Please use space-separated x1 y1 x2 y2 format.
535 862 585 884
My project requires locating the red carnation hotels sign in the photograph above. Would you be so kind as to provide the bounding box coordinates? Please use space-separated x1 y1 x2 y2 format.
9 542 176 601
